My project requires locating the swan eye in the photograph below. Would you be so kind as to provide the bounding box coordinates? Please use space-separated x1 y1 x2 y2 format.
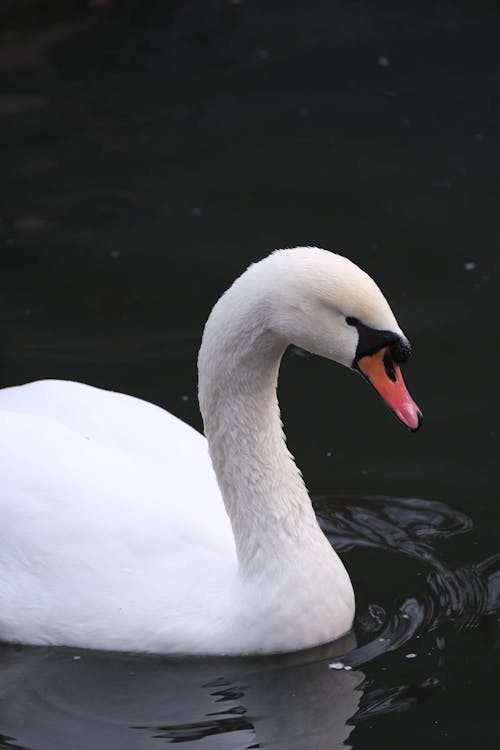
346 316 359 327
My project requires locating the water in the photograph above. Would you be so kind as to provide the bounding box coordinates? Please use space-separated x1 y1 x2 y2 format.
0 1 499 748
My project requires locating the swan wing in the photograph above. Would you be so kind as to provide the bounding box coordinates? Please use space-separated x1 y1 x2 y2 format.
0 380 235 648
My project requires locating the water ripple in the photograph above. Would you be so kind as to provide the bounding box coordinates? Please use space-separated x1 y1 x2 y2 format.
314 494 499 670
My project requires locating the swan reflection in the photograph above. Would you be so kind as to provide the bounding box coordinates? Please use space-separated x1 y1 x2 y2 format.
0 634 362 750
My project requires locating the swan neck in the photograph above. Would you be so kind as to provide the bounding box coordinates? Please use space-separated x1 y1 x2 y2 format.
198 289 318 573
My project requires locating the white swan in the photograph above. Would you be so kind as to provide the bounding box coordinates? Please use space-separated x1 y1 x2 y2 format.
0 247 421 655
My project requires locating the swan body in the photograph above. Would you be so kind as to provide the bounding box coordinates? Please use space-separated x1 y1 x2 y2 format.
0 247 420 654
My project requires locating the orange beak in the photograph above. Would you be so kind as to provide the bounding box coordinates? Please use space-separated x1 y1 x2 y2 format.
357 347 422 431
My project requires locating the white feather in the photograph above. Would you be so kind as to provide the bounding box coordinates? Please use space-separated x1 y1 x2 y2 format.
0 247 405 654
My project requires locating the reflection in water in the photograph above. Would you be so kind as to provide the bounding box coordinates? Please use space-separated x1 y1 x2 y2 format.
0 495 497 749
316 494 473 563
0 636 361 750
426 554 500 631
316 495 499 669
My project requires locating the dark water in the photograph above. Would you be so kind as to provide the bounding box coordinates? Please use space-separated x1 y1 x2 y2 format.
0 1 499 748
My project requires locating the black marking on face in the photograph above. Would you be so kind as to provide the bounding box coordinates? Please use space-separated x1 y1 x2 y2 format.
346 317 411 365
390 336 411 364
383 350 397 382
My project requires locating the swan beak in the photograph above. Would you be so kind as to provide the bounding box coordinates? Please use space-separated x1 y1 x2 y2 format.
356 347 422 432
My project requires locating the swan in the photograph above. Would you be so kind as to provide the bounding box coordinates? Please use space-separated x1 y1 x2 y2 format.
0 246 421 655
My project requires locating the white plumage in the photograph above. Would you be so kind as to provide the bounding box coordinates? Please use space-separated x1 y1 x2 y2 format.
0 247 414 654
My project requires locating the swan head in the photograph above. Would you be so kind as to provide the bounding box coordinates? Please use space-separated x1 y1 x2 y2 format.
263 247 422 431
